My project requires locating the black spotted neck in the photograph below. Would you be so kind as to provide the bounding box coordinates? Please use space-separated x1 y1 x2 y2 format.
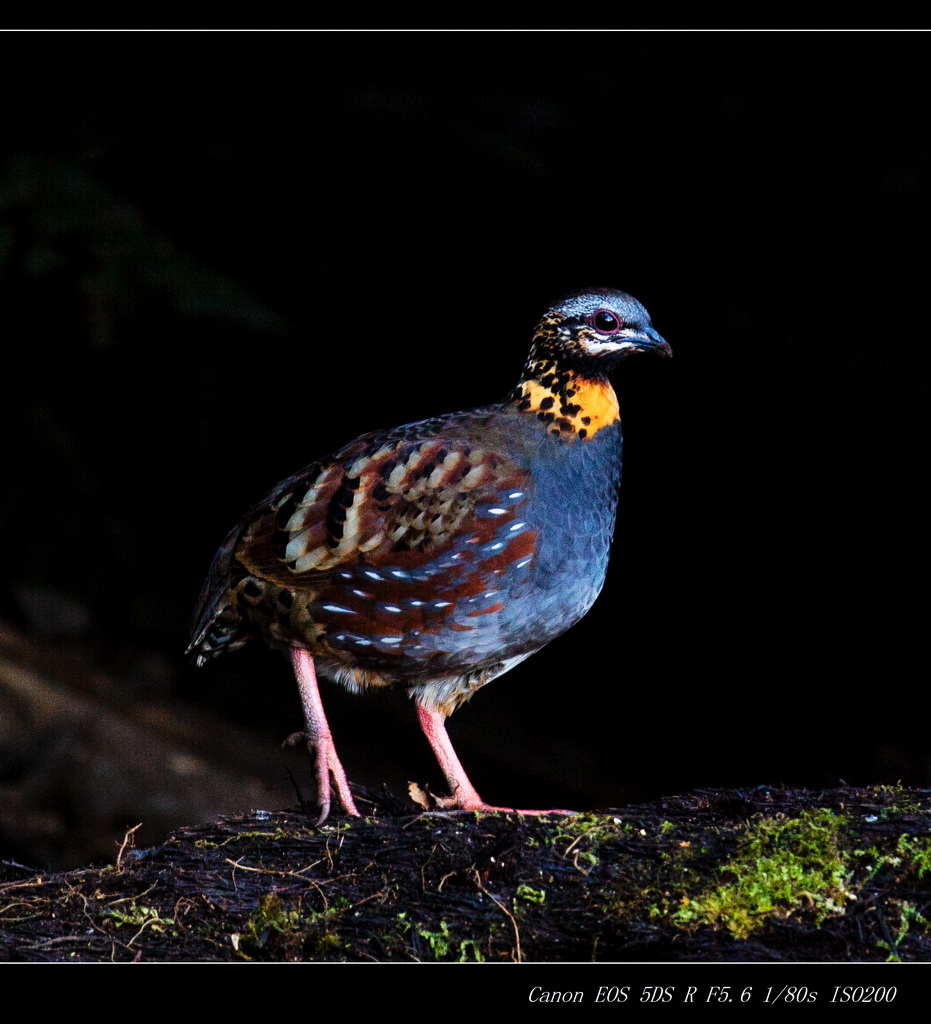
507 313 620 440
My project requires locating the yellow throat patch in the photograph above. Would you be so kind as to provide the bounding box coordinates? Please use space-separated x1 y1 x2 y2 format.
512 373 620 439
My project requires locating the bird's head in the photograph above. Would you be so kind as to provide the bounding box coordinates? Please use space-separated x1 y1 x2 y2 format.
511 288 671 440
528 288 672 375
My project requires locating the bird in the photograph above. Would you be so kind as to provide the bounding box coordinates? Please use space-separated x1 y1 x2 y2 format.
188 288 671 822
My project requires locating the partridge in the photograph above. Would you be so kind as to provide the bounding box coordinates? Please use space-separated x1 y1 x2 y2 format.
188 288 671 821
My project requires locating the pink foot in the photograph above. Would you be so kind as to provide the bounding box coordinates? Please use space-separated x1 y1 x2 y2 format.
437 798 576 816
291 648 361 824
415 704 575 816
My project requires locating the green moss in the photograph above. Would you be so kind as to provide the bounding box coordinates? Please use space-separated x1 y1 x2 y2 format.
196 829 299 849
457 938 486 963
414 919 485 962
239 893 302 951
854 832 931 959
545 812 626 873
896 834 931 878
871 782 929 817
514 884 546 905
595 805 931 958
416 920 452 958
235 894 347 960
876 900 931 962
673 809 854 939
106 902 176 934
550 812 622 843
856 833 931 885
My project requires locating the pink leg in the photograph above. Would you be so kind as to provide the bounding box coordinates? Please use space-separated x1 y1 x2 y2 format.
416 705 574 816
291 648 361 823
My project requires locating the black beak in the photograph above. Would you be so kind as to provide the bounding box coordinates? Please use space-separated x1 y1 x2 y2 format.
629 326 672 358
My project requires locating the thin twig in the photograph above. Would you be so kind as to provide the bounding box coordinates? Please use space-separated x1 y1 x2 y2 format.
471 869 521 963
116 823 143 871
224 858 330 908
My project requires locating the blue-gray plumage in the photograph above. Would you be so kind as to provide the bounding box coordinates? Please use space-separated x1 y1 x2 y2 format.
188 288 670 821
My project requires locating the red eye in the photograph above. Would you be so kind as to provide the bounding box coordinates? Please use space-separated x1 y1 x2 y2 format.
592 309 624 333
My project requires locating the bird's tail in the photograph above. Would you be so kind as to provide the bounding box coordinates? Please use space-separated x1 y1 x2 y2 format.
187 524 253 665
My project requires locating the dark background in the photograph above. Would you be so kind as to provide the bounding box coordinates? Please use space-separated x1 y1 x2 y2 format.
1 32 927 869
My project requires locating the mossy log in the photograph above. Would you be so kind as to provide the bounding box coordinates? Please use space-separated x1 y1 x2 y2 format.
1 783 929 963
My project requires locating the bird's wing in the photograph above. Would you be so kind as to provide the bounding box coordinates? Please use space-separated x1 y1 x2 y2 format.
233 435 533 588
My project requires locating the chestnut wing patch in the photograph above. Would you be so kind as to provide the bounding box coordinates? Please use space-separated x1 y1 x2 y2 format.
235 439 531 586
